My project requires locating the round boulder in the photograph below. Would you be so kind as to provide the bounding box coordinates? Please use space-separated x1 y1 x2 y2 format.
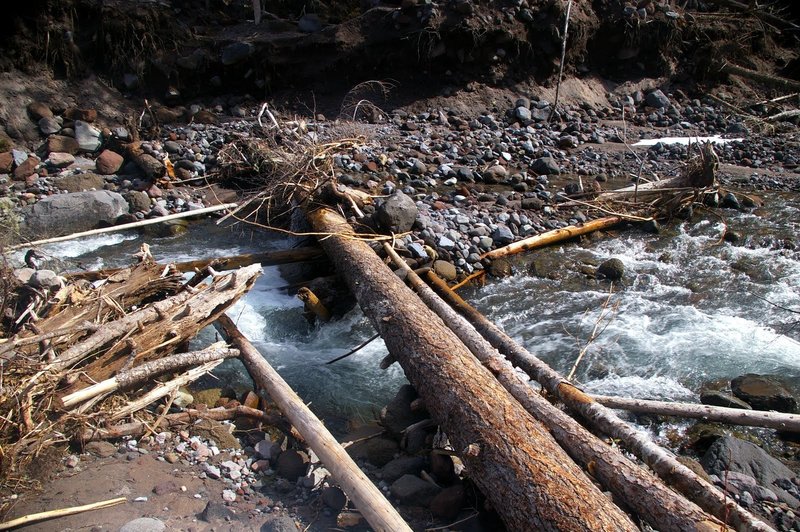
731 374 797 413
597 258 625 281
22 190 129 238
376 190 418 233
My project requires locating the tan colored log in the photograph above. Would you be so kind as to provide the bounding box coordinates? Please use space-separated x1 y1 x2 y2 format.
425 272 775 532
77 405 283 442
7 203 237 251
591 394 800 432
297 287 331 321
215 314 412 532
0 497 127 531
386 245 727 532
482 216 622 260
68 246 325 282
62 343 239 408
721 63 800 91
308 207 636 532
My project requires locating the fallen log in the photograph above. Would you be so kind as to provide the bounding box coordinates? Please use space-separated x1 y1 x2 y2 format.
704 0 800 30
482 216 622 260
77 405 284 442
721 63 800 92
424 272 775 532
385 244 727 532
215 314 412 532
308 207 636 531
68 247 325 282
591 394 800 432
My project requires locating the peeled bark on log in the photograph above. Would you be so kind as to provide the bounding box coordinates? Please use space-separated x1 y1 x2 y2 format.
61 343 239 408
77 405 283 443
483 217 622 260
386 245 727 532
215 314 412 532
591 394 800 432
308 207 636 532
68 247 325 282
425 272 775 532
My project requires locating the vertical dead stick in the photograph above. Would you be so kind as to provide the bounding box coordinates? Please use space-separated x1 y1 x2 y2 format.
548 0 573 122
215 314 412 532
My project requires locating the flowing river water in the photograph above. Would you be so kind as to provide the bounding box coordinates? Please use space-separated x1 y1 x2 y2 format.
18 193 800 436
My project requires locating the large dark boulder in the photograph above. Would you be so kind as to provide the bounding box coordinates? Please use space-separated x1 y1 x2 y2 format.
375 190 418 233
597 258 625 281
700 436 799 507
731 374 798 413
22 190 129 238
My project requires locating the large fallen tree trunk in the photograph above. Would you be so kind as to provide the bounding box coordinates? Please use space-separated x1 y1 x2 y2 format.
308 207 637 531
385 244 727 532
424 272 774 532
591 394 800 432
215 314 412 532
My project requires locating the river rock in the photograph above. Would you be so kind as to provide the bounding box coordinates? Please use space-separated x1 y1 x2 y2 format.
276 449 308 481
491 225 514 246
321 486 347 511
391 474 441 506
433 259 457 281
597 258 625 280
381 456 425 482
200 501 241 523
65 107 98 123
13 156 39 180
0 152 12 173
487 257 513 277
95 149 124 174
700 390 752 409
221 41 254 65
260 515 300 532
83 440 117 458
125 190 151 213
700 435 799 507
53 172 105 192
362 437 399 467
30 270 63 290
380 384 426 437
39 117 61 135
483 164 507 184
531 156 560 175
297 13 323 33
75 121 102 152
731 374 797 412
27 101 53 121
376 190 418 232
22 190 129 237
46 152 75 168
45 135 80 155
645 89 671 109
119 517 166 532
430 484 465 519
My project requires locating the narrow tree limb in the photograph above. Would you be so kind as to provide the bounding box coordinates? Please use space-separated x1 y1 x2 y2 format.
0 497 127 531
482 216 622 260
215 313 413 532
0 321 99 359
326 333 381 365
7 203 238 251
77 405 284 442
704 0 800 30
591 394 800 432
764 109 800 122
424 271 775 532
61 343 239 408
721 63 800 91
308 207 636 531
386 245 727 532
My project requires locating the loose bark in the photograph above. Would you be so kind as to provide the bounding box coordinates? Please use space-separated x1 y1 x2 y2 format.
425 271 775 532
77 405 284 442
591 394 800 432
386 245 726 532
61 343 239 408
308 207 636 532
215 314 412 532
483 217 622 260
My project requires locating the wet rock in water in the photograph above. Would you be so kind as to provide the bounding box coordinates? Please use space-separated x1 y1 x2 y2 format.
721 192 741 210
390 474 442 506
119 517 166 532
45 135 80 155
200 501 241 523
700 435 799 507
430 484 465 519
433 259 457 281
143 219 189 238
700 390 752 409
276 449 308 481
260 515 300 532
321 486 347 511
731 374 798 413
531 156 561 175
53 172 105 193
597 258 624 281
380 384 426 437
381 456 425 482
376 190 418 232
95 149 124 175
487 257 512 277
22 190 129 237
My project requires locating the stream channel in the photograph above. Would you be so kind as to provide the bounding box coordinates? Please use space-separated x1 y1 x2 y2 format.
19 193 800 439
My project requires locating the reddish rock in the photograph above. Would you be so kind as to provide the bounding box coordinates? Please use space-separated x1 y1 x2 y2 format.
147 184 163 198
65 107 98 123
27 101 53 121
0 151 12 173
13 156 40 180
192 110 218 125
154 107 184 124
365 160 379 172
46 135 80 155
430 485 465 519
25 174 39 187
95 149 124 175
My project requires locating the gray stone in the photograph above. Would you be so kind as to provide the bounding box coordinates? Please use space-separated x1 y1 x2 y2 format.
203 464 221 479
380 384 426 437
381 456 425 483
531 157 560 175
731 374 797 413
119 517 166 532
700 391 752 410
597 258 625 281
407 242 429 260
390 474 441 506
482 165 507 184
260 516 300 532
46 152 75 168
22 190 129 238
39 117 61 135
515 106 532 121
432 260 457 281
84 440 117 458
125 190 151 213
376 191 418 233
29 270 62 290
297 14 323 33
221 42 254 65
74 121 102 152
646 89 671 109
530 107 551 122
200 501 241 523
122 73 139 90
701 436 799 507
491 225 514 246
11 149 28 166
